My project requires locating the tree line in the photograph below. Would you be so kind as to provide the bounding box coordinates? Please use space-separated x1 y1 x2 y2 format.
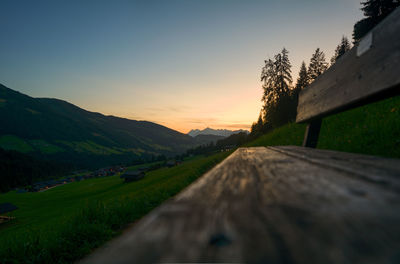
176 132 249 158
250 39 350 137
250 0 399 137
188 0 400 154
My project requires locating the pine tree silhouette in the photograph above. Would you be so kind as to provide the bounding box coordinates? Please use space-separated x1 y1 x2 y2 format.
331 36 351 65
353 0 400 43
295 61 309 91
261 48 294 129
308 48 328 83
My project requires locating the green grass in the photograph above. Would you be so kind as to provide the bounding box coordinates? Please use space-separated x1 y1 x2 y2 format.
0 151 230 263
125 161 164 171
0 136 149 157
247 95 400 158
56 140 123 155
0 135 33 153
318 96 400 158
25 108 40 115
29 140 65 154
246 122 306 147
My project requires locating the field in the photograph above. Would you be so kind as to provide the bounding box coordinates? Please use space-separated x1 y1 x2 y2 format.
0 151 230 263
247 95 400 159
0 135 34 153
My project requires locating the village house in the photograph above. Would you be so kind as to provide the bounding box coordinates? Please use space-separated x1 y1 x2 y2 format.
0 202 18 223
166 160 177 168
27 166 124 192
120 170 145 183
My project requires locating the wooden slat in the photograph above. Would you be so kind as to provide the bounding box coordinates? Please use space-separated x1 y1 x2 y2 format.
81 147 400 264
296 7 400 123
269 146 400 192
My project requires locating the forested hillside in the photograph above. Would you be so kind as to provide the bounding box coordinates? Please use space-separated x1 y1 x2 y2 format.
0 148 69 192
0 84 205 168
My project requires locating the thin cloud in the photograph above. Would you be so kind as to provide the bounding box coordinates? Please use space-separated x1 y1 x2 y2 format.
145 105 194 114
224 123 251 129
181 117 218 124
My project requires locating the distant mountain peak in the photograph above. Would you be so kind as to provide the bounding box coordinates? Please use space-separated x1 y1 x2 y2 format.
188 128 249 138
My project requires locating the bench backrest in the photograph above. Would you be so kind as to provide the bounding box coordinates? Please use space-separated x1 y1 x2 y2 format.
296 7 400 147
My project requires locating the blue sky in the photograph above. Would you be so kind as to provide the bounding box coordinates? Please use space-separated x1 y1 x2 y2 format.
0 0 363 132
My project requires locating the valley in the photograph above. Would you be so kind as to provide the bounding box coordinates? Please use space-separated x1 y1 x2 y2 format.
0 84 223 169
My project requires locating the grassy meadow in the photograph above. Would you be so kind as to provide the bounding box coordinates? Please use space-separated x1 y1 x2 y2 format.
247 95 400 159
0 151 230 263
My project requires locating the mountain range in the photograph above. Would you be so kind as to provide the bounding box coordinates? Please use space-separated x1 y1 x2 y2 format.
188 127 249 138
0 84 217 168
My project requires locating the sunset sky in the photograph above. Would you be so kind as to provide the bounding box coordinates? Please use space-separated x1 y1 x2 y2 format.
0 0 363 133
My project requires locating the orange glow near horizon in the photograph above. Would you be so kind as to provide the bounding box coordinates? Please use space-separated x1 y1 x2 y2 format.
91 77 263 134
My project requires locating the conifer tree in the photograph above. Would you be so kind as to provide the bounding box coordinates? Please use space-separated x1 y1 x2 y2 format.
353 0 400 43
250 112 264 136
279 61 309 123
362 0 399 20
274 48 293 94
260 48 294 129
261 58 276 105
308 48 328 82
261 48 293 106
295 61 308 91
331 36 351 64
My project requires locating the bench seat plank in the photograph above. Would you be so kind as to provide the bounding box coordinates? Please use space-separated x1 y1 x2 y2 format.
82 147 400 264
270 146 400 192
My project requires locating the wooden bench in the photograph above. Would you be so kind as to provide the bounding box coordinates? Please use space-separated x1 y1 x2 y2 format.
82 9 400 264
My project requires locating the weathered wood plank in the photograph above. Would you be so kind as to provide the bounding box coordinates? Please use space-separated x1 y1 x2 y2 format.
296 7 400 123
269 145 400 192
81 147 400 264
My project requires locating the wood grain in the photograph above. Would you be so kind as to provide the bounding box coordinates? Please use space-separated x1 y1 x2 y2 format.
81 147 400 264
269 146 400 192
296 7 400 123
